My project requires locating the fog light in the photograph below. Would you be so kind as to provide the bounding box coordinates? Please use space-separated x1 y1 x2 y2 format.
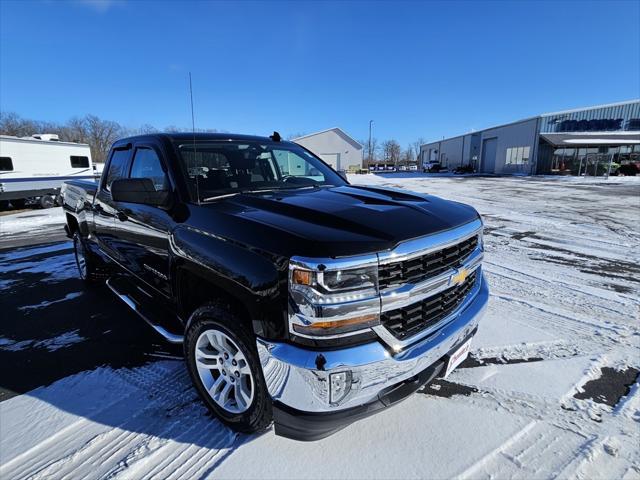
329 371 352 405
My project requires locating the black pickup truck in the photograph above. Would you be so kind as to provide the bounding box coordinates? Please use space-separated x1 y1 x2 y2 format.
61 133 488 441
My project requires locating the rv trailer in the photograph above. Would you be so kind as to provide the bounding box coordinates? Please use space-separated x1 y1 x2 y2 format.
0 134 96 209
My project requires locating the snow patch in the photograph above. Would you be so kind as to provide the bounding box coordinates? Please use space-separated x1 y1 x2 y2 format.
18 292 83 312
0 330 85 353
0 207 66 238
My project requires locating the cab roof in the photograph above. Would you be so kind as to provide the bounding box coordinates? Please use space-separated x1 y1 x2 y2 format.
114 132 286 146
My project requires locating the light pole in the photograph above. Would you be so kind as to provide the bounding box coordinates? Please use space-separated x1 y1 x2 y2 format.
368 120 374 165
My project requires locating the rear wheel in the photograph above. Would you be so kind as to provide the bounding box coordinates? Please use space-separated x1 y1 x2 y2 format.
40 194 56 209
185 303 272 433
73 232 101 283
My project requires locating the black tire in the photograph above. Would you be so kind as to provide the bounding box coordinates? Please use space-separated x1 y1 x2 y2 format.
11 199 26 209
40 194 56 209
185 303 272 433
73 231 102 283
0 200 9 210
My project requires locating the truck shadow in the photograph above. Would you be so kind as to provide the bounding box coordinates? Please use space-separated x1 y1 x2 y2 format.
0 241 265 464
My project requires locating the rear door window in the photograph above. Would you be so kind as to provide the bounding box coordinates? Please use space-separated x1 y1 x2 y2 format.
104 148 131 191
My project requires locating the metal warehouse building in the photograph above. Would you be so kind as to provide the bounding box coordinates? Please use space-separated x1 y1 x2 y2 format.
420 100 640 175
293 128 363 172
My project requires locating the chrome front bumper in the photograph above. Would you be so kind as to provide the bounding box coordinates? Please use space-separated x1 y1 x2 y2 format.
257 272 489 413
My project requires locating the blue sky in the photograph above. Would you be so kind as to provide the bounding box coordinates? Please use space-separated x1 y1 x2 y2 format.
1 0 639 146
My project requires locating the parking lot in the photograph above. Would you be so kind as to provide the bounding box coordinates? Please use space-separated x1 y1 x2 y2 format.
1 175 639 479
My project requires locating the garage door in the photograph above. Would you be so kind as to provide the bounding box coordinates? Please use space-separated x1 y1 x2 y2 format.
320 153 340 170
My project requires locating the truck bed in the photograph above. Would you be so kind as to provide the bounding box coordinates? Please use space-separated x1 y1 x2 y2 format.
61 179 98 213
64 179 98 196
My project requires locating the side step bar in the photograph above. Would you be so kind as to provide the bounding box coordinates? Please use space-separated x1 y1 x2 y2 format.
106 277 184 344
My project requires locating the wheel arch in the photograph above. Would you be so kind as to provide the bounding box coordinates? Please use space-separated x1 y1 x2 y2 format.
66 212 80 235
170 226 288 340
176 262 257 335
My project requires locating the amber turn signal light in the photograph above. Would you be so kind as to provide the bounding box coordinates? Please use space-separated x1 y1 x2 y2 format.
292 269 312 285
292 314 379 336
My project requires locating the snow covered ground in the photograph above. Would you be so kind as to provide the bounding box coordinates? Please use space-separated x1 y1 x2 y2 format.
0 207 67 248
1 175 639 479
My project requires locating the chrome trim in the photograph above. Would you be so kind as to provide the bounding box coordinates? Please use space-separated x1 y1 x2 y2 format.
106 278 183 344
288 253 381 340
290 253 378 272
379 249 483 313
288 297 381 340
374 266 483 350
286 219 484 342
143 263 169 281
257 274 488 413
377 218 483 265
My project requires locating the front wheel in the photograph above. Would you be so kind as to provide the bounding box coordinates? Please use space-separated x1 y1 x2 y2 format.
185 304 272 433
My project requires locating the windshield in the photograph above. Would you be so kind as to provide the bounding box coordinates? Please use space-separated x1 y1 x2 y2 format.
175 141 347 202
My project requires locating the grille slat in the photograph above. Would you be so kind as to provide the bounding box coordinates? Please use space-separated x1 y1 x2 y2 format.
378 235 478 290
381 271 478 340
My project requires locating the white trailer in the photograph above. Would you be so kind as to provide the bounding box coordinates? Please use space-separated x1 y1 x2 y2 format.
0 134 97 208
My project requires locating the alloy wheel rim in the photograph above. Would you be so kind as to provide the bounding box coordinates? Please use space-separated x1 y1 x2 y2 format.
195 329 254 414
74 236 87 279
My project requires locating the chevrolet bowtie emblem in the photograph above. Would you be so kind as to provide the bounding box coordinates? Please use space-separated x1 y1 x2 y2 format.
451 268 469 286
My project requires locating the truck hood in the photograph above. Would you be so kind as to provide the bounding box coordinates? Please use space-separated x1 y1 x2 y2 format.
192 185 480 258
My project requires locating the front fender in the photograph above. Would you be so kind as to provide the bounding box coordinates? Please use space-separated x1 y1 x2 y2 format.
170 225 288 339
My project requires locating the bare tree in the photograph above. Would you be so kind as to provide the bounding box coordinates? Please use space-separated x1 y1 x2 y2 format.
0 112 225 164
57 115 124 164
411 137 426 164
403 145 414 165
286 132 307 140
382 139 401 165
137 124 159 134
1 112 125 164
163 125 219 133
360 137 379 165
85 115 125 163
0 111 57 138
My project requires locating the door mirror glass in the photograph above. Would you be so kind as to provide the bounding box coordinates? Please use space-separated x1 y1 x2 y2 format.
111 178 170 207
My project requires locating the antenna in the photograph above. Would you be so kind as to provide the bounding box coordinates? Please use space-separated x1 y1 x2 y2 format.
189 72 200 205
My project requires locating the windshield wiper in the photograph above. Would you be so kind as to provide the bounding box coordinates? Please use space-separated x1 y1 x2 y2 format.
269 184 322 191
201 188 278 202
201 185 322 202
201 192 242 202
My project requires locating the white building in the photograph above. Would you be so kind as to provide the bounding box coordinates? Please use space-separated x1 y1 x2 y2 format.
420 100 640 175
293 128 363 171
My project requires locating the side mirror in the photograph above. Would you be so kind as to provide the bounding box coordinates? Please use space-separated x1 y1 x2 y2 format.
337 170 349 182
111 178 170 207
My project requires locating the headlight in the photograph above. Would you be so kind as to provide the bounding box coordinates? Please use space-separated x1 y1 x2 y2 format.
318 267 378 292
291 264 378 301
288 260 380 338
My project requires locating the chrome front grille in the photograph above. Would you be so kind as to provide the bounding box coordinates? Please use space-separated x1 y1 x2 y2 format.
378 235 478 290
381 271 478 340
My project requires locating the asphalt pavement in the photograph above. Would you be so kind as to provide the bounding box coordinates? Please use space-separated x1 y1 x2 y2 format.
0 235 181 401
